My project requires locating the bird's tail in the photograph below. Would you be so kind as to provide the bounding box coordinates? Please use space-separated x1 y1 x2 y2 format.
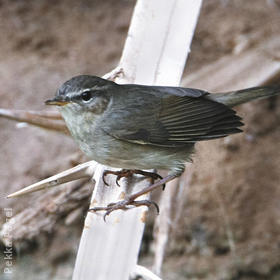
209 85 280 108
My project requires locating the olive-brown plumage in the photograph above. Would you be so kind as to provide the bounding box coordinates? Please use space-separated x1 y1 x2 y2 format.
46 75 279 215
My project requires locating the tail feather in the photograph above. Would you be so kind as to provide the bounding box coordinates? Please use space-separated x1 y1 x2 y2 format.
208 85 280 107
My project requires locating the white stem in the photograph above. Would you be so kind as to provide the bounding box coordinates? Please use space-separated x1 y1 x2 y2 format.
74 0 203 279
7 161 97 198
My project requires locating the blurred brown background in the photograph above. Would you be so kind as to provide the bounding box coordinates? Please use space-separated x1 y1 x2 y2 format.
0 0 280 279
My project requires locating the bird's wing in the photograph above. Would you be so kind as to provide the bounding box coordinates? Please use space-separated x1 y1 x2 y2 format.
102 86 243 148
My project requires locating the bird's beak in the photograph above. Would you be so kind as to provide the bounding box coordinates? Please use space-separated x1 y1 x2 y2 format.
45 97 70 106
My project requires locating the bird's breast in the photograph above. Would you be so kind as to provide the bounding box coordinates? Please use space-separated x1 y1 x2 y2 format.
59 104 193 174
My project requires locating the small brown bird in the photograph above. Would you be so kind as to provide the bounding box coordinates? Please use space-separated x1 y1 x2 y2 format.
46 75 279 217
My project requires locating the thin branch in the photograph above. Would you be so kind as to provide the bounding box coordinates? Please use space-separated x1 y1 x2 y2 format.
0 108 68 135
7 161 97 198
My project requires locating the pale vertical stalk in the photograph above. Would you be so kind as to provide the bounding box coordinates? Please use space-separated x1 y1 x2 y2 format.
153 178 178 275
73 1 203 279
150 0 203 275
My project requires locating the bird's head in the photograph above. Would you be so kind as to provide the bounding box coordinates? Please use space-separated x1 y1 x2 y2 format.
46 75 114 115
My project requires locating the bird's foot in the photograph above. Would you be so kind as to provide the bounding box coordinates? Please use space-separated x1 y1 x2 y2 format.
102 169 164 188
90 174 177 221
89 198 159 221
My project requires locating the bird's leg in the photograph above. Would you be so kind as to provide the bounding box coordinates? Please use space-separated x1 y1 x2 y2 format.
102 169 163 187
89 174 177 221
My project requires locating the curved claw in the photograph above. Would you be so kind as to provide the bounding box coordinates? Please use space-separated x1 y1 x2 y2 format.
103 209 114 222
130 199 160 214
103 204 128 221
102 172 110 186
150 173 165 190
102 169 132 187
116 175 122 187
132 170 165 190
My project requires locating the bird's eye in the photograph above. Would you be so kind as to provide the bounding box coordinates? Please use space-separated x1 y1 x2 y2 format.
81 91 92 102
